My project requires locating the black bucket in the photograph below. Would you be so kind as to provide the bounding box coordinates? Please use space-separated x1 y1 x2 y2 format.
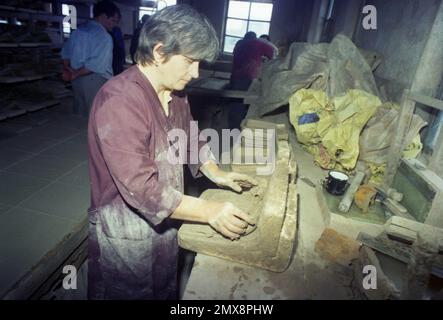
323 170 349 196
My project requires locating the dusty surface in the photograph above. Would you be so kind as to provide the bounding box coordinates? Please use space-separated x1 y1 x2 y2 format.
182 124 370 299
178 140 297 272
314 228 361 267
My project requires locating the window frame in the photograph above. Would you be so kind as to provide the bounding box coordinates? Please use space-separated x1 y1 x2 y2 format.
223 1 273 53
61 3 72 37
138 0 177 21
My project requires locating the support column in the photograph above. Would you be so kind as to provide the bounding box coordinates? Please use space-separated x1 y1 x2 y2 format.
410 1 443 122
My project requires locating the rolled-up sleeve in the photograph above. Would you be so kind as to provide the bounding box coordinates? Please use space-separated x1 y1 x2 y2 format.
94 96 183 225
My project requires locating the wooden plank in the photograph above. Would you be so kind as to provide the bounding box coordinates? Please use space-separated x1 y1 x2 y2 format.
387 216 443 249
357 232 411 264
30 238 87 299
429 117 443 176
385 224 418 244
21 100 59 112
0 43 19 48
0 73 57 84
1 217 88 300
383 90 416 189
5 108 27 118
408 93 443 111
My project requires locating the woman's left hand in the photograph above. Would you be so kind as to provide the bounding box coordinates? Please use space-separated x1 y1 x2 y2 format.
201 161 258 192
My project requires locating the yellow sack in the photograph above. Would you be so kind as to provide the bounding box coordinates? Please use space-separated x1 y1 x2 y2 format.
289 89 381 170
288 89 331 145
403 134 423 159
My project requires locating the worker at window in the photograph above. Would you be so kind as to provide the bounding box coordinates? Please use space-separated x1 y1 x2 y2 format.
87 5 257 300
259 34 279 59
130 14 150 64
61 0 120 116
228 31 275 129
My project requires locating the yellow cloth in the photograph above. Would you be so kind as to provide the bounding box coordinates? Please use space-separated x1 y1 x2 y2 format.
289 89 381 170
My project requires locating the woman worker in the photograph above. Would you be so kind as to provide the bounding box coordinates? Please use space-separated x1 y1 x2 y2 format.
87 4 257 299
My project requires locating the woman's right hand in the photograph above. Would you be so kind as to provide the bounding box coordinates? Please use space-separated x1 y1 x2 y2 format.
207 202 255 240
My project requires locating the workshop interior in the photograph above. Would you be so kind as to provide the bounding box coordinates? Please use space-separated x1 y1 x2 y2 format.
0 0 442 300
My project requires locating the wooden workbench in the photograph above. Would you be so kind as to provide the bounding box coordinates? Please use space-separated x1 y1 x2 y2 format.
182 111 309 300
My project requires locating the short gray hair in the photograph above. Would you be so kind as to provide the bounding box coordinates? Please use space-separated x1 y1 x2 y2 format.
135 4 219 66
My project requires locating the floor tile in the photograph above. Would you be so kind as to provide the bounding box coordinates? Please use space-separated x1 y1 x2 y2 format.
5 154 80 181
0 133 58 153
46 116 88 131
0 203 11 216
66 132 88 146
0 171 50 205
0 147 34 169
20 182 89 222
40 139 88 162
0 207 78 297
58 162 90 187
28 124 80 141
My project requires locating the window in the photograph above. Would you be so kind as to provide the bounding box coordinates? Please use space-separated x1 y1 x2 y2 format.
62 4 71 35
223 1 273 53
138 0 176 21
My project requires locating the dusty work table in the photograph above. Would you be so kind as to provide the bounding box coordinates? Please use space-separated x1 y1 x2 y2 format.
185 69 258 99
183 251 303 300
182 112 358 300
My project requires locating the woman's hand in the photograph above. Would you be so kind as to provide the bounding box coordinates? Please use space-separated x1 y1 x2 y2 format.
207 202 255 240
170 196 255 240
200 161 258 192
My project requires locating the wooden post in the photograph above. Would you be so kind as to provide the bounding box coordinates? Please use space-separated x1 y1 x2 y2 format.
383 90 416 190
428 122 443 177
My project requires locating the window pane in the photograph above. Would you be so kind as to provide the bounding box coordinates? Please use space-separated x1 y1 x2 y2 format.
225 18 247 37
158 0 176 10
248 21 270 37
62 4 70 16
227 1 250 19
224 35 241 53
63 22 71 34
139 7 156 21
249 2 273 21
62 4 71 33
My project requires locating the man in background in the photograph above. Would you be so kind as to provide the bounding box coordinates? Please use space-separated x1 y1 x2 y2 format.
61 0 120 116
259 34 279 59
228 31 275 129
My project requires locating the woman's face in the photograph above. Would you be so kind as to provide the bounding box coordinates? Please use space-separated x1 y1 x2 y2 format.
158 54 199 91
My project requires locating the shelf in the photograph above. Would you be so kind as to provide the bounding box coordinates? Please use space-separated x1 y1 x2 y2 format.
0 7 90 22
20 99 59 112
0 99 60 121
0 42 52 48
0 43 18 48
0 5 49 14
0 107 26 119
0 73 58 84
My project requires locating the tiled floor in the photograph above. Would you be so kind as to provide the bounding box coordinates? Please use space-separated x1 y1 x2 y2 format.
0 99 195 299
0 101 90 298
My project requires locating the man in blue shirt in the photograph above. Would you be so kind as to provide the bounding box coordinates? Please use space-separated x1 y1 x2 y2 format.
62 0 120 116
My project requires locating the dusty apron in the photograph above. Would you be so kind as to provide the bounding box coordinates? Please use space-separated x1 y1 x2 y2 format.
88 147 183 300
